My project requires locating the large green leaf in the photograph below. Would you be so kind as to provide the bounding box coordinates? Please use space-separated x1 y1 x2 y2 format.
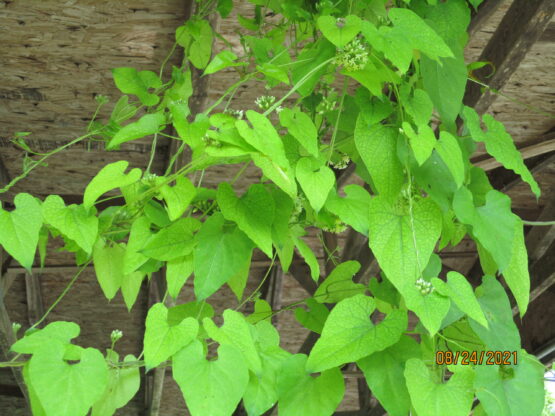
502 222 530 316
143 303 199 370
325 184 372 236
357 336 420 416
279 108 319 157
93 239 126 300
314 261 366 303
204 309 262 375
111 67 162 106
405 358 474 416
92 352 140 416
42 195 98 255
141 217 200 261
194 213 254 300
84 161 141 210
469 276 521 352
474 350 545 416
251 153 298 197
0 193 42 270
317 15 361 47
306 295 407 372
432 271 487 328
355 119 403 202
28 341 108 416
217 183 275 257
295 157 335 212
121 271 146 311
453 188 518 273
173 340 249 416
107 112 165 150
277 354 344 416
368 196 446 334
462 106 540 197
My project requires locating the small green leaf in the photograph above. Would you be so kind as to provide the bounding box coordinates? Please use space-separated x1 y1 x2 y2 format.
405 358 474 416
176 20 214 69
107 112 165 150
84 161 141 210
141 218 200 261
11 321 80 354
0 193 42 270
462 107 540 197
217 183 275 257
502 221 530 316
111 67 162 106
42 195 98 255
453 188 519 272
294 235 320 281
295 157 335 212
251 153 298 197
143 303 199 370
194 213 254 300
432 271 488 328
403 122 436 166
91 354 140 416
160 176 196 221
204 50 247 75
325 185 372 236
306 295 407 372
173 340 249 416
291 39 336 97
404 89 433 126
469 276 521 352
317 15 361 47
355 118 403 202
121 271 146 311
294 298 330 334
93 239 126 300
236 110 289 168
435 131 465 188
203 309 262 374
357 336 420 416
314 261 365 303
277 354 344 416
166 254 193 299
279 108 319 157
28 342 108 416
123 216 151 275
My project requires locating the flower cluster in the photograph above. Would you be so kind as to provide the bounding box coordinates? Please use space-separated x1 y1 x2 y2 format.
141 172 158 186
202 135 222 148
255 95 276 111
415 278 434 296
331 153 351 170
333 38 369 72
323 217 347 234
316 91 337 115
224 108 244 119
110 329 123 343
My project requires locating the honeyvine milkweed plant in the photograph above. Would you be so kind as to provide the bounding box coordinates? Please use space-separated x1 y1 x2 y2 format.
1 0 551 415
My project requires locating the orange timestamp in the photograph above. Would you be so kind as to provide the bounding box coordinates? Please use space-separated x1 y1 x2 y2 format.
435 350 518 366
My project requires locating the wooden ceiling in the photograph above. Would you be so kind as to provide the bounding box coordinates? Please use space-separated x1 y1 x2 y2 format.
0 0 554 415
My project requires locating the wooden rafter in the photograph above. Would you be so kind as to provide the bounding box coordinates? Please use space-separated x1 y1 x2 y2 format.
464 0 555 114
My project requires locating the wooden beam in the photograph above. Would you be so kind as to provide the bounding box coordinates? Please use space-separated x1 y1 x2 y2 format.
24 273 45 327
464 0 555 114
467 0 505 37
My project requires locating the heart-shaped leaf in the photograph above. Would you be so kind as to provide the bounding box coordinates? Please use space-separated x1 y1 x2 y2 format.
295 157 335 212
318 15 361 47
173 340 249 416
28 341 108 416
0 193 42 270
84 161 141 210
314 261 366 303
306 294 407 372
143 303 199 370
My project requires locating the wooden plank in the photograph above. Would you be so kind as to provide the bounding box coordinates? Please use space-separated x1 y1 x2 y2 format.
467 0 506 37
464 0 555 114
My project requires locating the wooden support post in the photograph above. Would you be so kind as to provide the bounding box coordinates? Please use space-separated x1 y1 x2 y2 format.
25 273 45 327
464 0 555 114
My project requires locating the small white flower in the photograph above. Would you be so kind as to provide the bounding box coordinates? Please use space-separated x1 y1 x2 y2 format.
255 95 276 111
111 329 123 343
333 38 369 72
